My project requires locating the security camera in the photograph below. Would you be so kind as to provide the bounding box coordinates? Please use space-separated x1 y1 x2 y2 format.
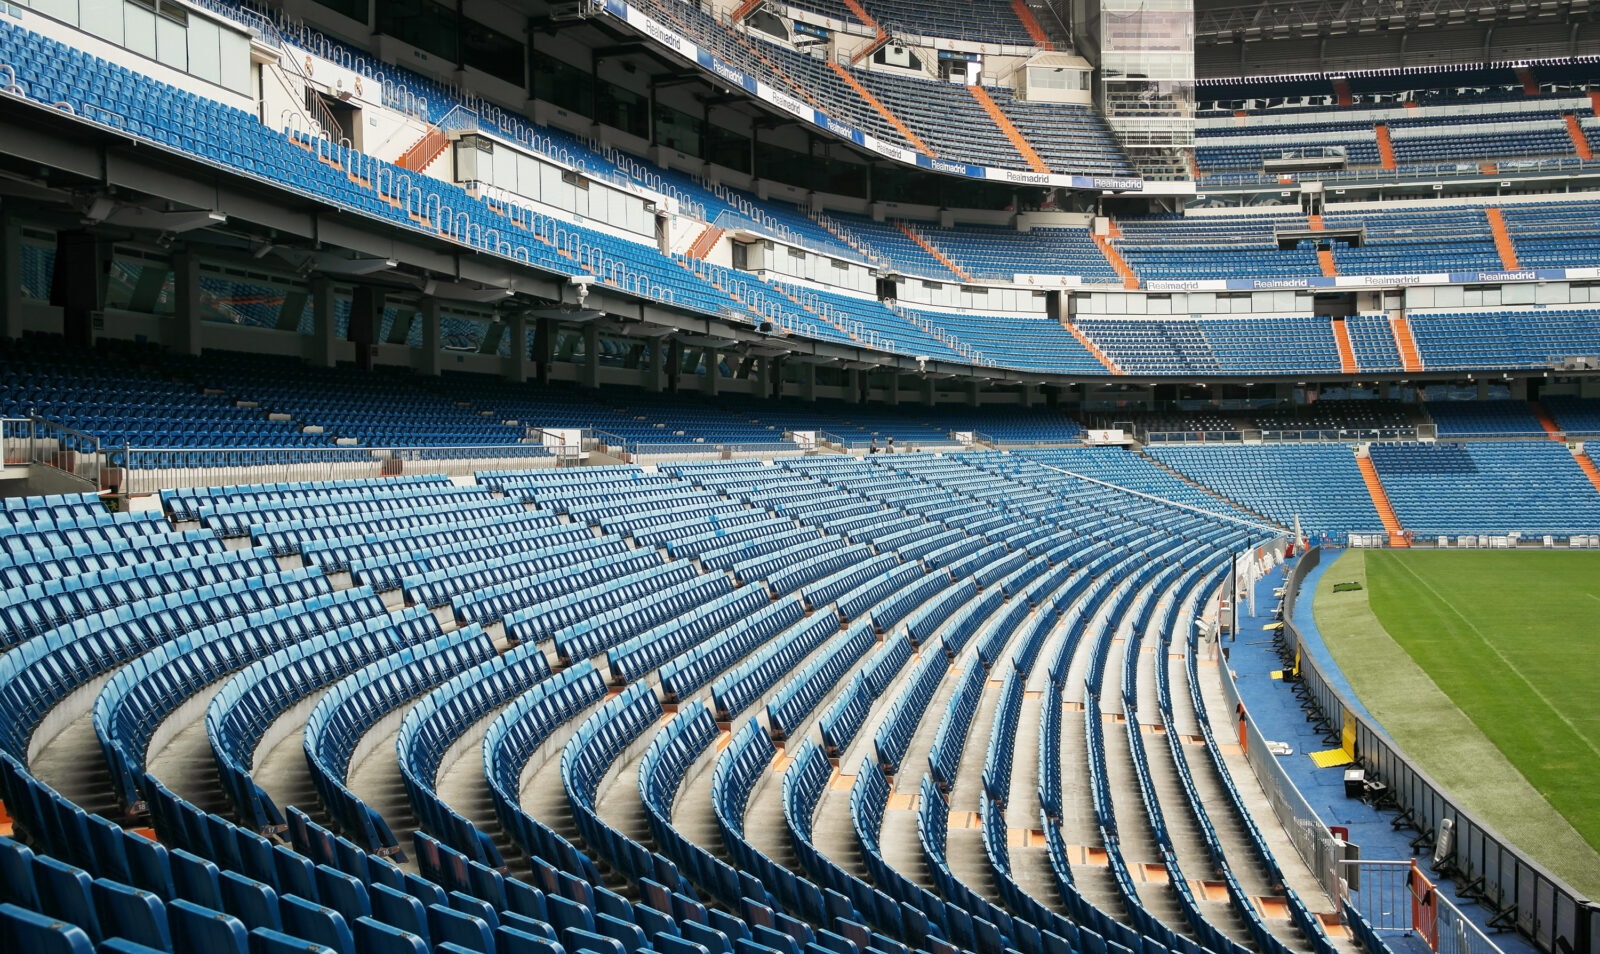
570 274 596 307
915 355 929 372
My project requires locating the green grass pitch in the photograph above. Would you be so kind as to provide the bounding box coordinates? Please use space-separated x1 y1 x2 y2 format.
1318 549 1600 892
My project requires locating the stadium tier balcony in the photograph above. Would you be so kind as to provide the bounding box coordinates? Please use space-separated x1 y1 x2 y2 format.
1147 443 1386 538
1368 440 1600 537
908 224 1118 283
1424 400 1548 438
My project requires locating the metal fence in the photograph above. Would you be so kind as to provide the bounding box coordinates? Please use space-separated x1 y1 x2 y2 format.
1 417 32 467
1143 426 1431 444
117 442 571 496
1273 549 1598 954
627 441 804 464
1339 860 1508 954
17 418 103 489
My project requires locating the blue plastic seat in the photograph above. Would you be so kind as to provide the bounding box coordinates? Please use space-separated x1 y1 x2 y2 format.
247 927 337 954
91 878 171 952
169 899 248 954
428 903 494 954
280 895 354 954
219 871 280 933
33 856 100 943
352 917 427 954
0 902 94 954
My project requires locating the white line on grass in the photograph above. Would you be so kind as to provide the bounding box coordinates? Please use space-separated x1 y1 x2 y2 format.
1389 557 1600 763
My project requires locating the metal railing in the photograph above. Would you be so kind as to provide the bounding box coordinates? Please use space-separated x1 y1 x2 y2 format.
1 417 32 467
114 442 568 496
1267 548 1598 954
1339 860 1507 954
1142 426 1428 444
23 418 102 489
627 440 804 463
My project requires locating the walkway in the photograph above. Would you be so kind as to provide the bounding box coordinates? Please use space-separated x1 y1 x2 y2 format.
1225 555 1536 954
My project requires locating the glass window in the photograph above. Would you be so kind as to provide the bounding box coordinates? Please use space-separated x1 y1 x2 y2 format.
311 0 368 23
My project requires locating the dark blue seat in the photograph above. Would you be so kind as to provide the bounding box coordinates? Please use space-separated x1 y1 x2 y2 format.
0 837 40 908
168 899 248 954
652 934 712 954
500 911 558 942
312 866 369 924
218 871 280 933
280 895 354 954
503 880 546 923
563 926 626 954
92 939 168 954
247 926 337 954
368 884 428 944
428 904 494 954
596 913 648 954
545 895 594 937
494 925 565 954
352 916 427 954
683 921 732 954
33 856 100 943
0 902 94 954
91 878 171 952
270 847 316 904
168 851 222 911
123 837 172 903
400 875 446 912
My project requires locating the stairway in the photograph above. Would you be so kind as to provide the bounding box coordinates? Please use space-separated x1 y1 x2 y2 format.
827 62 935 157
1485 208 1520 269
1531 402 1566 440
1575 449 1600 494
1064 320 1122 374
1516 65 1539 96
729 0 765 21
1009 0 1054 50
686 226 724 260
1374 123 1396 171
1317 247 1338 278
849 31 892 65
396 126 450 172
968 86 1051 174
838 0 881 30
1093 229 1139 290
1356 453 1408 547
1332 319 1358 373
1331 77 1352 106
1390 315 1423 372
896 222 971 281
1565 114 1593 161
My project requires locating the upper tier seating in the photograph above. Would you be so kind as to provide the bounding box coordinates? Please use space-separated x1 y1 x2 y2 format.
618 0 1130 176
1425 400 1547 437
898 309 1105 374
1406 309 1600 370
15 13 1600 381
911 224 1119 283
1541 397 1600 435
1252 400 1416 436
1195 85 1600 184
783 0 1040 46
1369 440 1600 536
